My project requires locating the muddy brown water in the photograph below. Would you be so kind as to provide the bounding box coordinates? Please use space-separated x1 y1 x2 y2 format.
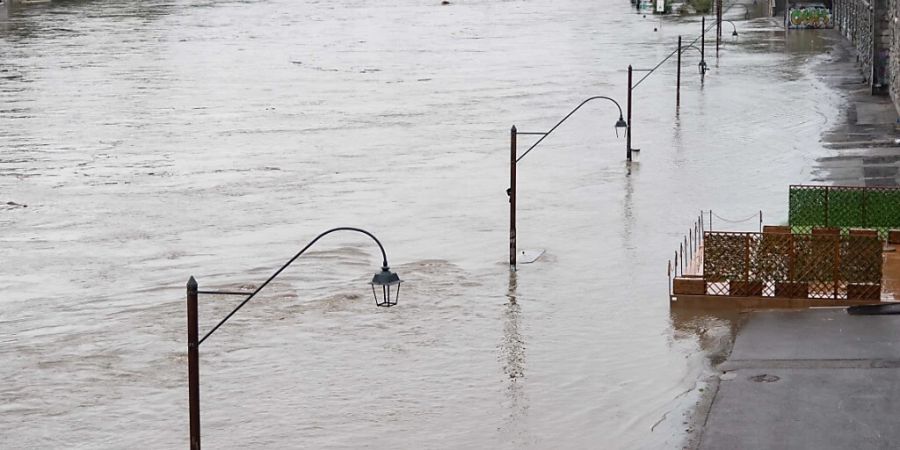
0 1 844 448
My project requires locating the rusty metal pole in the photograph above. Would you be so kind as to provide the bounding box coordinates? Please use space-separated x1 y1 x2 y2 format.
187 277 201 450
676 36 682 108
716 0 722 56
509 125 517 268
626 65 633 161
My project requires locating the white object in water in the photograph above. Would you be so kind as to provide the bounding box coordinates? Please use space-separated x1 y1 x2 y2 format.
519 249 546 264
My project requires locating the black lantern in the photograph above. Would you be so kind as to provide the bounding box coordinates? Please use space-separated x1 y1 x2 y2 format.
732 29 738 37
615 115 628 138
698 60 708 75
371 266 401 307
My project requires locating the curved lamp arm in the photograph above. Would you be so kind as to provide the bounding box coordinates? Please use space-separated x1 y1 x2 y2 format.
722 20 738 36
516 95 626 163
679 44 704 56
199 227 390 345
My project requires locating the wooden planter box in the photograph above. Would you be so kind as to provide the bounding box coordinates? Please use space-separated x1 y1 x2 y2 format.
673 277 706 295
775 282 809 298
849 229 878 238
729 280 764 297
847 283 881 301
763 225 791 234
889 230 900 245
812 227 840 236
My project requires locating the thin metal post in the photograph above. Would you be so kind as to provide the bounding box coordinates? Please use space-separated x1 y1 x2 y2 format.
627 65 633 161
701 16 706 70
510 126 517 268
676 36 682 108
716 0 722 56
744 235 750 282
696 221 700 249
187 277 201 450
668 260 672 296
690 228 693 257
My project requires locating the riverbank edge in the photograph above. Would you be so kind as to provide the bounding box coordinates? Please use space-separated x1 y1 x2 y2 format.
680 17 900 450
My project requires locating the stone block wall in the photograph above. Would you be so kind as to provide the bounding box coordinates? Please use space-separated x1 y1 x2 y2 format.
890 0 900 108
834 0 877 85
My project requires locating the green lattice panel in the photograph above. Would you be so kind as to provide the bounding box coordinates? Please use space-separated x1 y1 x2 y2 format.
863 188 900 229
789 186 827 231
828 187 865 228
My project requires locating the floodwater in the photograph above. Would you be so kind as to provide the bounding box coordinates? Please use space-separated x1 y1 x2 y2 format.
0 0 843 448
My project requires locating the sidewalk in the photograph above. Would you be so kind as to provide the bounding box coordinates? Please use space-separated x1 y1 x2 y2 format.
691 29 900 448
696 308 900 449
815 29 900 186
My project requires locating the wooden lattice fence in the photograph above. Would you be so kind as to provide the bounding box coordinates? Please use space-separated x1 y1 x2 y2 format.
703 231 882 299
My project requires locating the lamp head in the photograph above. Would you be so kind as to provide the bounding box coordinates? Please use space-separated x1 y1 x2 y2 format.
614 116 628 138
371 266 401 307
732 29 738 37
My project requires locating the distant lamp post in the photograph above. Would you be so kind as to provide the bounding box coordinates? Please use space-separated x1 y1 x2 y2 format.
186 227 401 449
700 16 708 76
724 19 739 37
676 37 710 106
508 95 627 268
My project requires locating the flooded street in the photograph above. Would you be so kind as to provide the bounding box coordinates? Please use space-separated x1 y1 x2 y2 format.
1 0 844 448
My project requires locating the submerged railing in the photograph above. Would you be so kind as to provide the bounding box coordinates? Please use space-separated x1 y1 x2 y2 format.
667 210 763 296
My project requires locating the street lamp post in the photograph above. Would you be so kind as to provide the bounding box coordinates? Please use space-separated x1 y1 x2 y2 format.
677 36 682 108
676 40 707 102
186 227 402 449
507 96 628 268
627 66 633 161
700 17 708 77
716 0 723 55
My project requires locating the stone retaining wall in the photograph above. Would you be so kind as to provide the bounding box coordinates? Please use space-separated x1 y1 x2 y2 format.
834 0 877 88
890 0 900 107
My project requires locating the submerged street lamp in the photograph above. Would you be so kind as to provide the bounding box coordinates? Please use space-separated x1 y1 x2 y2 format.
508 95 628 268
675 37 712 106
186 227 401 449
371 265 401 307
700 16 708 77
723 19 739 37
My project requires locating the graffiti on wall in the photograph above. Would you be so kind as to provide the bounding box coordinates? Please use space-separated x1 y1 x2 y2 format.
787 3 834 29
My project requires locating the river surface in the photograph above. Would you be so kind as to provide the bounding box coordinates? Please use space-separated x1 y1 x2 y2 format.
0 0 842 448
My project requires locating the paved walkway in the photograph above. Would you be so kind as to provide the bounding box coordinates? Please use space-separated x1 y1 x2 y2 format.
815 30 900 186
697 308 900 449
